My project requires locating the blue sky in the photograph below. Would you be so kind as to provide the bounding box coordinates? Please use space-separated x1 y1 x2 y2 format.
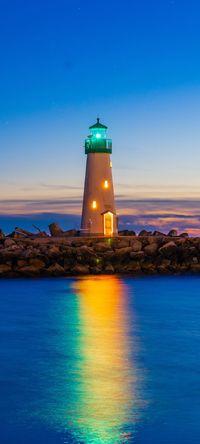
1 0 200 233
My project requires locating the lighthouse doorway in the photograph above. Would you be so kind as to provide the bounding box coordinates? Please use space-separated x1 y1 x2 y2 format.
103 212 113 236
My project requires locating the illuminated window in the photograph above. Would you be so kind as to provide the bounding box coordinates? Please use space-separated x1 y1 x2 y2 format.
104 180 109 189
96 133 101 139
110 161 112 168
92 200 97 209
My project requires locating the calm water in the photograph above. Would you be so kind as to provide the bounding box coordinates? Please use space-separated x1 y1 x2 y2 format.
0 276 200 444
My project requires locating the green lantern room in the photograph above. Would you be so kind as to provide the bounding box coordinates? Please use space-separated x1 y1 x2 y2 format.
85 118 112 154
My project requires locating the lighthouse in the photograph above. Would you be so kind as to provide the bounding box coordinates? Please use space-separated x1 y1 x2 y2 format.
81 118 118 236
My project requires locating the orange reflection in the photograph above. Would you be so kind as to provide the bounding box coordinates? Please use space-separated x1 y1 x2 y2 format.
70 276 139 443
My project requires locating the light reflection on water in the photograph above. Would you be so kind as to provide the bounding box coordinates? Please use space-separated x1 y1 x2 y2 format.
64 276 143 443
41 276 145 443
1 276 200 443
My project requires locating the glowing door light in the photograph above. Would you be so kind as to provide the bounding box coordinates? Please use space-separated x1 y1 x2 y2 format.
92 200 97 209
104 211 113 236
104 180 109 189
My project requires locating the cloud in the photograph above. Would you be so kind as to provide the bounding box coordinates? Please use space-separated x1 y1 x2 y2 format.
40 183 82 190
1 197 200 235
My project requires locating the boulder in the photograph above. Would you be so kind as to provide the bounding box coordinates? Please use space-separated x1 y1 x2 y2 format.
61 246 74 256
35 231 48 238
0 247 24 260
103 250 115 261
161 259 171 266
180 246 197 260
29 258 46 269
131 240 142 252
17 259 28 268
147 236 159 244
76 246 97 266
49 223 63 237
114 247 132 256
138 230 152 236
176 238 187 246
48 245 61 256
78 245 97 257
13 227 48 238
192 257 198 264
115 240 130 248
157 265 171 274
21 248 38 259
144 243 158 255
59 239 72 247
9 231 25 239
130 251 144 260
168 229 178 237
72 239 88 247
4 238 16 248
159 241 178 258
124 262 141 273
71 264 89 274
104 263 115 273
141 263 157 274
153 231 166 237
95 242 112 253
0 264 12 275
118 230 136 236
47 263 65 276
3 243 21 253
179 232 189 238
190 264 200 273
19 265 42 277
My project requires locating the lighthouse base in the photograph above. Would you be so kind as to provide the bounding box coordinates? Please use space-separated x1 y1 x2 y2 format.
81 210 118 237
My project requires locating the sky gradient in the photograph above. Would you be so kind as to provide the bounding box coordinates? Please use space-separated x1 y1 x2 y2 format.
1 0 200 234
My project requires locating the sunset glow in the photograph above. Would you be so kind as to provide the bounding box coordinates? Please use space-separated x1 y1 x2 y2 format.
1 1 200 235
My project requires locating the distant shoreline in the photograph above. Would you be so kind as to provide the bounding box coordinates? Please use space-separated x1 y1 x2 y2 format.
1 234 200 278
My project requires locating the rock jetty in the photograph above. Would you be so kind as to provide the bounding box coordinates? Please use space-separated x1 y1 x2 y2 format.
0 227 200 277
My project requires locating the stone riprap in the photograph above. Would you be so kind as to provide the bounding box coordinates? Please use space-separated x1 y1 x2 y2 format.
1 234 200 277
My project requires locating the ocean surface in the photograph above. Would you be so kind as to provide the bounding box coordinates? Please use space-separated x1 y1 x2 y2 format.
0 276 200 444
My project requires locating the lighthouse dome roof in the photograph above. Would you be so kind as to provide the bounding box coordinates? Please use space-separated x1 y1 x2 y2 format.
89 118 107 130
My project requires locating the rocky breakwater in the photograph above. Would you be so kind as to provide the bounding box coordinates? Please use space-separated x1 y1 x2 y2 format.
1 232 200 277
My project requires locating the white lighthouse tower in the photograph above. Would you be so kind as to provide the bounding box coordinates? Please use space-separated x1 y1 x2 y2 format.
81 118 118 236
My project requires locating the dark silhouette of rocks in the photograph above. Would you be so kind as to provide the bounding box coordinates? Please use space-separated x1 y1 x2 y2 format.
49 223 78 237
118 230 136 236
153 230 166 237
0 225 199 276
138 229 153 236
168 229 178 237
49 223 63 236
